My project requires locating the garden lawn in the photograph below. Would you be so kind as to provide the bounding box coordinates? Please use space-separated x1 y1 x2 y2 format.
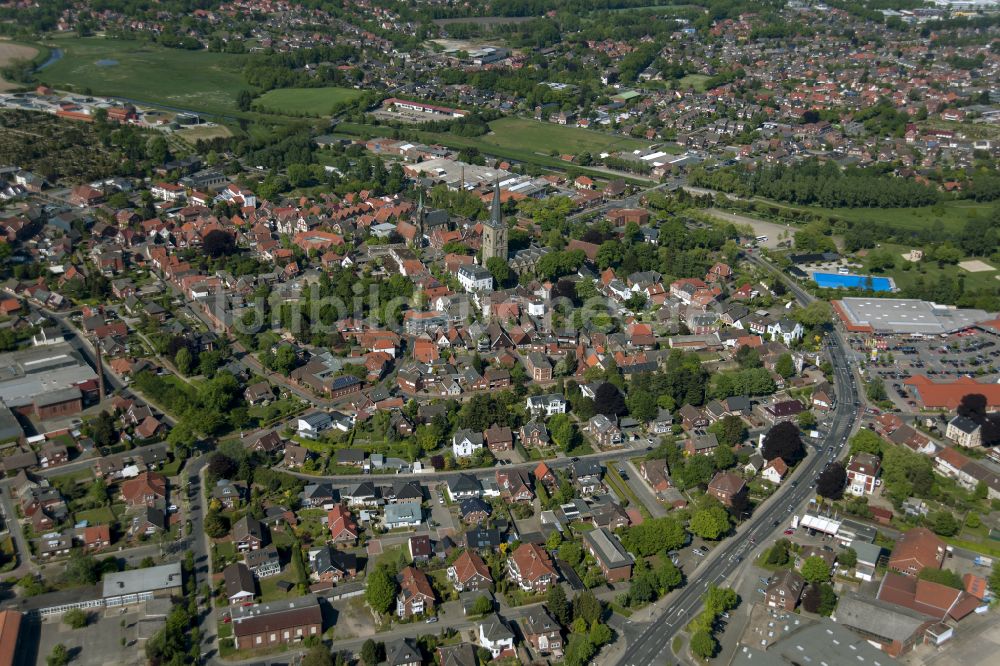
40 36 247 116
74 507 116 524
254 87 364 116
259 575 298 603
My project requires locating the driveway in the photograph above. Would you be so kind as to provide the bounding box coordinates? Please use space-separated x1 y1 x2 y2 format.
623 459 667 518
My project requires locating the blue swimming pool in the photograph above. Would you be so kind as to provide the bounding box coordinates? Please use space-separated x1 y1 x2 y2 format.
812 272 894 291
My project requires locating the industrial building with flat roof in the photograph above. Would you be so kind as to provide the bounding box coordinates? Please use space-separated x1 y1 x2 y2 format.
832 298 993 335
0 342 98 419
102 562 183 605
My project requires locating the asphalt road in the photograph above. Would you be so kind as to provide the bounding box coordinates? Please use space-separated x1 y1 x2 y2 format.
615 254 862 666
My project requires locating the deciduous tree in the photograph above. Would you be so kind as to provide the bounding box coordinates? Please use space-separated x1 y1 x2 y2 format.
816 462 847 500
801 556 831 584
761 422 806 466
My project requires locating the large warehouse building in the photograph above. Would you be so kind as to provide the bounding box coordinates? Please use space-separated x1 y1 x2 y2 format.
0 342 99 419
832 298 994 336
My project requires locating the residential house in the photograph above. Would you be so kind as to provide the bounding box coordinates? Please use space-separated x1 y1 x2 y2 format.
639 458 671 494
212 479 245 510
759 399 805 425
846 453 881 497
582 527 634 582
245 544 281 578
80 524 111 552
526 394 567 418
478 615 515 659
761 457 788 485
224 562 256 605
327 505 359 544
121 471 167 508
409 535 432 562
384 502 422 529
246 431 284 456
766 569 805 611
385 638 422 666
300 483 337 508
484 425 513 453
888 528 946 576
448 550 493 592
297 412 333 439
508 543 558 592
946 416 983 449
588 414 622 448
685 432 719 456
767 319 804 345
496 468 534 503
520 420 549 448
311 545 358 583
525 353 553 381
707 472 748 508
396 566 435 618
448 474 482 501
342 481 378 507
233 515 267 552
460 497 492 525
678 404 708 430
243 382 273 406
437 643 479 666
453 429 485 459
521 606 563 656
571 459 603 495
283 444 310 469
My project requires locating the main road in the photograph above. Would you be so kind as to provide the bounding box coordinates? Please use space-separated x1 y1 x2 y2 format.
616 252 862 666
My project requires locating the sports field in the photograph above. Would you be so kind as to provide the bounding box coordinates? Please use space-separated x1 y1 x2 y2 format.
254 87 364 115
678 74 711 92
39 36 246 116
476 116 660 156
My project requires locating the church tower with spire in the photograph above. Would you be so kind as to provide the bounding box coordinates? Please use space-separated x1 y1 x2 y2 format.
415 190 425 243
481 180 508 262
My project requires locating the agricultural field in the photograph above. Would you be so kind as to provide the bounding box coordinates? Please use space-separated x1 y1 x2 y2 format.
38 36 247 116
175 123 233 143
254 86 364 116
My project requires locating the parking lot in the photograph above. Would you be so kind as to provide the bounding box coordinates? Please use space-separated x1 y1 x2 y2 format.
848 331 1000 411
33 606 148 666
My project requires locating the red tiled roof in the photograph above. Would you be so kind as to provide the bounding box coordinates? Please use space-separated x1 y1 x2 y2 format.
904 375 1000 410
451 550 491 584
511 543 556 582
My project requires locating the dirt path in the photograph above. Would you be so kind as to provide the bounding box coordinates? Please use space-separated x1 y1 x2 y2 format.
0 41 39 92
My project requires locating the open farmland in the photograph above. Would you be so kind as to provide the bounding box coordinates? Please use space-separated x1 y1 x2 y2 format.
253 86 364 116
39 36 246 116
0 41 40 91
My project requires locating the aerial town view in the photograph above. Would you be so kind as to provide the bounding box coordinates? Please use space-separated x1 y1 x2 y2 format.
0 0 999 665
